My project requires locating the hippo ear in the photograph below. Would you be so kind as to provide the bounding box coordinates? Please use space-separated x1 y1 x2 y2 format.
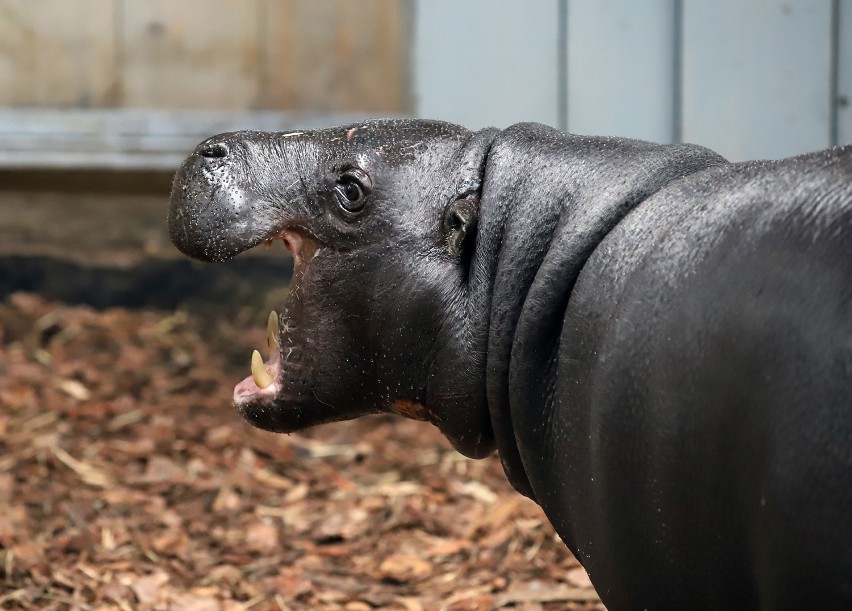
443 194 479 257
442 128 497 257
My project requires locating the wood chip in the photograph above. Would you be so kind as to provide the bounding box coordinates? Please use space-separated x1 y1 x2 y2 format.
495 584 602 607
55 378 91 401
49 445 113 488
0 293 604 610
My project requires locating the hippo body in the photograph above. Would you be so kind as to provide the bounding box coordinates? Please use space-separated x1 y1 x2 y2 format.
169 120 852 610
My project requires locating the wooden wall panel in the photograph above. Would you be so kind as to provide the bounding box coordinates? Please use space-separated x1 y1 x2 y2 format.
119 0 263 109
0 0 117 107
0 0 408 112
2 0 844 163
264 0 407 112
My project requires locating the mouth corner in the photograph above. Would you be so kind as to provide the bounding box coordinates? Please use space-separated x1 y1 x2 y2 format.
276 227 320 271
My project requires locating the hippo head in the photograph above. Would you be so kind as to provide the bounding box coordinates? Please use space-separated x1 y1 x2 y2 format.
169 120 498 458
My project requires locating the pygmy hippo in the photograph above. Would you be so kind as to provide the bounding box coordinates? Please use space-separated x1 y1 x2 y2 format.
168 120 852 610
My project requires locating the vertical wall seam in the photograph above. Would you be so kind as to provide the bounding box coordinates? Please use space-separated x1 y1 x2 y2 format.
257 0 268 109
558 0 569 132
405 0 417 116
113 0 124 107
671 0 684 143
403 0 416 116
829 0 841 147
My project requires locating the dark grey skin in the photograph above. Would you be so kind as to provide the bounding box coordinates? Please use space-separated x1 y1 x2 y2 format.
169 120 852 610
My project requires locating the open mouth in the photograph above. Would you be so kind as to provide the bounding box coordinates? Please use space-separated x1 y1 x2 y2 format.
232 230 314 408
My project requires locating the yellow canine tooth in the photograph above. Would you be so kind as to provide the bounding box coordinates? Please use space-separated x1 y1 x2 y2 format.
267 310 280 349
251 349 274 389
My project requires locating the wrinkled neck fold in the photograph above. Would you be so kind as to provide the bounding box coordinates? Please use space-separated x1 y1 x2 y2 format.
466 125 727 499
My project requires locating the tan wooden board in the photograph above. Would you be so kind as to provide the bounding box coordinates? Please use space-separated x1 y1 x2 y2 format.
0 0 117 107
265 0 409 112
120 0 264 109
0 0 408 112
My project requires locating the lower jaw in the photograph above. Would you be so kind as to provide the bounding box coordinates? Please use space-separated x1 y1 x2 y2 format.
235 401 291 433
234 393 324 434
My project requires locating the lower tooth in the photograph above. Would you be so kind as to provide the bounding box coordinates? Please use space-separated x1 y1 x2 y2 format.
251 349 274 389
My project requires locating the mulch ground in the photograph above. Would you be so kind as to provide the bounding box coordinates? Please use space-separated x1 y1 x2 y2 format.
0 291 604 610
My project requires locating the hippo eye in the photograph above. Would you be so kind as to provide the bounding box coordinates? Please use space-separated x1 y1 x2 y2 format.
334 169 371 214
339 178 362 202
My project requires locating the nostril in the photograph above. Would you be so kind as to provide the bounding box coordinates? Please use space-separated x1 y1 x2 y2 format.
198 143 229 158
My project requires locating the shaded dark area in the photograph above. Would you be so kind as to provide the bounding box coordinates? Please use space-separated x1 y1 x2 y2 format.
0 169 175 195
0 256 293 310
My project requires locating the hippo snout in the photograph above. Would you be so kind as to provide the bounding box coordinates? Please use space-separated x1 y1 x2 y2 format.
168 131 298 263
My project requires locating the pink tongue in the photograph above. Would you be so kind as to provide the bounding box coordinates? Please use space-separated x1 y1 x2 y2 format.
234 374 261 399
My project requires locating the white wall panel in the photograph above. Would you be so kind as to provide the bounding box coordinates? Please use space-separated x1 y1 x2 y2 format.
413 0 839 159
837 0 852 145
413 0 561 130
566 0 676 143
682 0 833 160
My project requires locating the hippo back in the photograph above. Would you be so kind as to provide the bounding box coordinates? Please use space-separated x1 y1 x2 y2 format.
504 141 852 608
